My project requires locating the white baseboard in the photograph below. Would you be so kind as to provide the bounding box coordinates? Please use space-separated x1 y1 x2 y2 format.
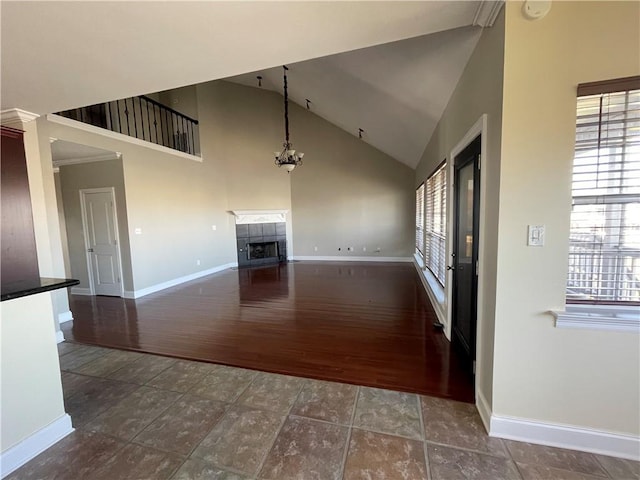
490 414 640 461
70 287 92 296
292 256 412 263
476 389 492 434
57 311 73 324
1 414 73 478
55 330 65 344
124 263 238 299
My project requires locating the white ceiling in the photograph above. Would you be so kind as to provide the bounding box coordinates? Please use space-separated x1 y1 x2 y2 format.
50 140 116 163
227 27 482 168
2 1 501 169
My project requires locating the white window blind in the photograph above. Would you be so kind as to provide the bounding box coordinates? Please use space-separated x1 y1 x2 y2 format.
416 184 425 256
425 163 447 285
567 77 640 304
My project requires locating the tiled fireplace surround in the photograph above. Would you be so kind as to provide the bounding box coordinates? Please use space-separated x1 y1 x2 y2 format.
233 210 288 268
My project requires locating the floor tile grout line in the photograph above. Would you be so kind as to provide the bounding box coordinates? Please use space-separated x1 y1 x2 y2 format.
339 427 353 480
56 428 132 478
592 453 618 479
348 424 424 442
252 378 308 479
181 399 233 459
417 394 426 442
418 395 432 480
84 384 185 444
287 413 353 428
423 438 514 460
183 370 266 469
338 385 360 480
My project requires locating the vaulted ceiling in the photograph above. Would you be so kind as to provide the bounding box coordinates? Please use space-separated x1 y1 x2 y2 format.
227 26 483 168
1 1 502 168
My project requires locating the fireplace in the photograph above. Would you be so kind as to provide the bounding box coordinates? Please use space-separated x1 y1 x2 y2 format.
247 241 278 260
231 210 288 268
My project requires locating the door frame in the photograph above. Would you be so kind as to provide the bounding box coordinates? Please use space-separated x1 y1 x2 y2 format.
446 114 488 399
79 187 124 297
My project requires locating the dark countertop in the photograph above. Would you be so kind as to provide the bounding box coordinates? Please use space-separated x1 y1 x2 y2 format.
1 277 80 302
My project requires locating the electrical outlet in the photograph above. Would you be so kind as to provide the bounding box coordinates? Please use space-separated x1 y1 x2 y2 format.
212 225 217 231
134 228 142 235
375 247 381 253
196 259 200 266
362 246 366 252
348 247 353 252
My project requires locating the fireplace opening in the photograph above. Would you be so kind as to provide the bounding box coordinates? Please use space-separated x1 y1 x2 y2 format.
247 241 279 260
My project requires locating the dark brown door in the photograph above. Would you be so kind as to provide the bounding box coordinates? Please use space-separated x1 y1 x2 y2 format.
451 135 481 377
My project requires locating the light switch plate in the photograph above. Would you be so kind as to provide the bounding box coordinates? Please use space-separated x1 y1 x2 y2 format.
528 225 545 246
134 228 142 235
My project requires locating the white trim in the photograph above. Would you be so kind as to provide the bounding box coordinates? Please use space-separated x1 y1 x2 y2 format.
490 414 640 461
413 254 447 327
551 305 640 333
292 256 412 263
0 414 73 478
473 0 504 27
124 263 237 299
53 152 121 168
231 209 288 216
55 330 65 344
70 287 92 296
476 388 492 434
0 108 39 129
46 114 202 163
448 114 488 401
231 210 289 225
57 311 73 324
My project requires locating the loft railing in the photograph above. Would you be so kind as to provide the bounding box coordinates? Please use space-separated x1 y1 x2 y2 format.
56 95 200 156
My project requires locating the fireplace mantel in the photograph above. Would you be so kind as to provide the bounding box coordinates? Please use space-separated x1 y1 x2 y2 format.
231 209 288 225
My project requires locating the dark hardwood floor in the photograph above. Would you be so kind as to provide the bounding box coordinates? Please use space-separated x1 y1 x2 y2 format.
65 261 474 402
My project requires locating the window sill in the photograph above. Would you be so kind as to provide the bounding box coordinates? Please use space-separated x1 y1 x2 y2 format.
413 252 446 305
551 305 640 333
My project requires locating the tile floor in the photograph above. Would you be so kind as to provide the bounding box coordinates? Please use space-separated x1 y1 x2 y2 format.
7 342 639 480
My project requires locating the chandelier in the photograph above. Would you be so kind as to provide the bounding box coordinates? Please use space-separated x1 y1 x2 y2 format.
274 66 304 172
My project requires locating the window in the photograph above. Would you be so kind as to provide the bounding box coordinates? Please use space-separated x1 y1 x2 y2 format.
416 183 425 255
425 163 447 285
567 77 640 305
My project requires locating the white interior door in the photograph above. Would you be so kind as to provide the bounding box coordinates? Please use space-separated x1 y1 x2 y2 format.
81 188 123 296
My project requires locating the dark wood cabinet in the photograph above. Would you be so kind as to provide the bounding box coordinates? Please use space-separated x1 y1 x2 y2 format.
1 126 40 285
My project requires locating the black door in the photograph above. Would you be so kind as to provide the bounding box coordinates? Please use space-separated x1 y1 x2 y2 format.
451 135 481 377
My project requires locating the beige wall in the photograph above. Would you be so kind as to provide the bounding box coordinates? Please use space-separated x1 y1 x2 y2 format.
493 1 640 434
58 159 134 291
45 79 414 293
1 293 66 453
54 172 72 277
414 10 505 408
46 119 230 293
290 93 414 258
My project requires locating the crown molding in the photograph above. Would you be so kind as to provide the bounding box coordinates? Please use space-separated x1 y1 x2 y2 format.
473 0 504 27
53 152 122 168
0 108 40 129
